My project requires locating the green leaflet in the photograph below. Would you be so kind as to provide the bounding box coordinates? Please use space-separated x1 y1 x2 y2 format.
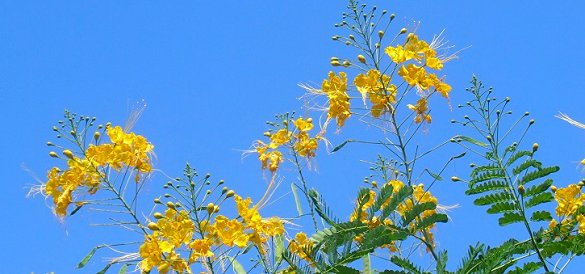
530 210 552 222
390 256 431 274
518 166 559 185
473 191 514 206
524 192 554 209
466 180 507 195
486 202 517 214
381 186 413 220
505 150 533 167
415 213 448 230
454 135 488 148
498 212 524 226
401 202 437 226
524 179 553 197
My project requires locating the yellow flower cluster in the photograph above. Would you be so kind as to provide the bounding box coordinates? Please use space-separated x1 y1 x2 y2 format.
139 208 196 274
322 71 351 128
43 125 153 217
550 184 585 234
87 125 154 174
256 117 320 172
354 69 397 118
44 159 102 217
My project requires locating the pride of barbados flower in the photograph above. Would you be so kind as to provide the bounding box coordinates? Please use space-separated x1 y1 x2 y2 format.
41 114 154 217
255 116 321 172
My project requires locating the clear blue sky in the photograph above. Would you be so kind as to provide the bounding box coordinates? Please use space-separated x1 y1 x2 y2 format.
2 1 585 273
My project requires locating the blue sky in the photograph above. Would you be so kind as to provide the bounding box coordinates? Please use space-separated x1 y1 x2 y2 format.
2 1 585 273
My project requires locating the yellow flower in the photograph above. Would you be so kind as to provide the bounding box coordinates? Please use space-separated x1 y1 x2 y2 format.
322 71 351 128
398 64 433 90
157 208 195 248
294 133 318 158
256 141 284 173
189 238 214 262
139 232 174 273
211 215 249 248
407 98 432 124
294 117 314 132
554 184 585 217
269 129 291 149
353 69 397 118
385 45 408 64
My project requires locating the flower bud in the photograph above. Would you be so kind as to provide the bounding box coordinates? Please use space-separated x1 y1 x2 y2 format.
342 60 350 67
348 34 355 40
226 190 235 198
47 142 54 146
451 176 461 182
221 187 228 195
550 185 557 193
518 185 525 195
49 151 59 158
399 28 407 34
147 222 160 231
214 205 220 213
378 30 384 39
206 203 215 215
62 150 74 159
390 13 395 20
331 60 341 66
371 181 377 188
375 43 380 49
166 201 175 209
153 212 164 219
94 131 100 141
529 119 535 125
70 130 76 137
532 143 539 152
357 55 366 64
154 198 162 204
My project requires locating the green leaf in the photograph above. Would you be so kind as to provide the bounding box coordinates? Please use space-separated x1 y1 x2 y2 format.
507 262 542 274
469 169 506 185
470 164 501 178
505 150 532 167
498 212 524 226
524 192 554 209
454 135 488 147
309 190 338 225
97 264 112 274
524 179 553 197
381 186 413 220
518 166 559 185
486 202 516 214
77 246 100 269
390 256 430 274
229 256 247 274
118 264 128 274
424 169 443 181
466 180 508 195
474 191 514 206
332 140 351 152
274 234 284 265
369 183 394 214
402 202 437 226
292 183 303 216
512 159 542 176
363 254 371 274
416 213 448 230
452 151 467 159
329 265 360 274
530 210 552 222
